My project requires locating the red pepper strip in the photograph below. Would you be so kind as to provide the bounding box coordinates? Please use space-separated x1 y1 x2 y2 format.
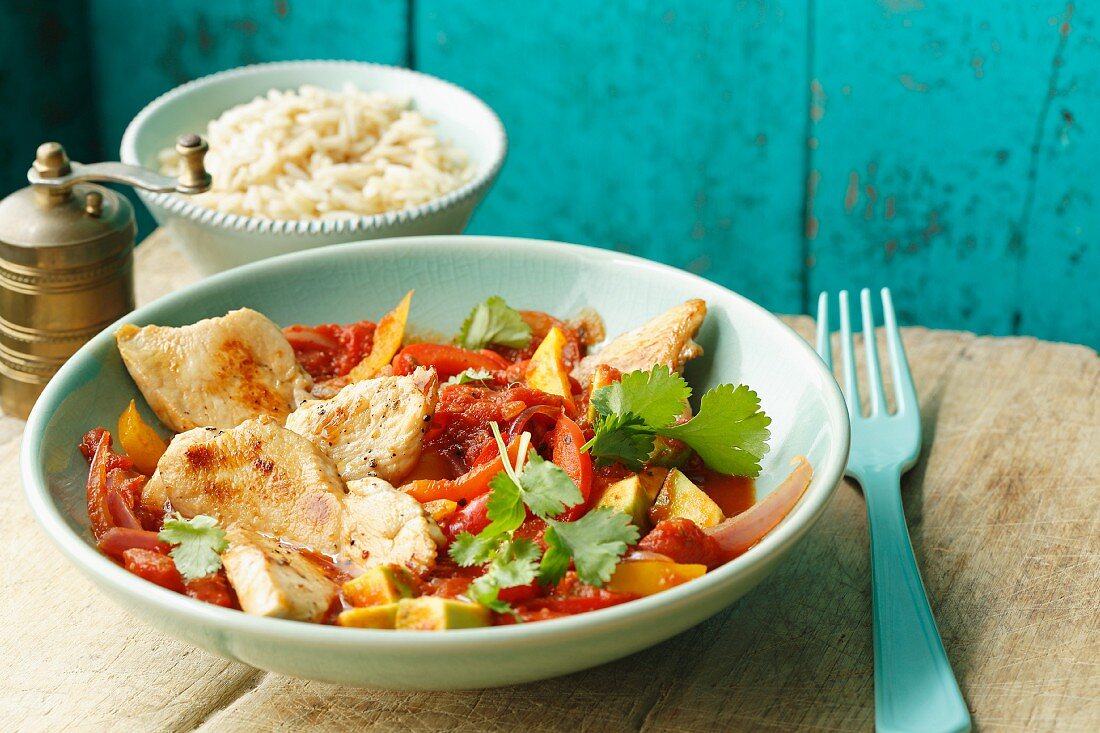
551 416 592 521
97 527 170 560
705 457 813 560
440 492 492 541
86 432 113 540
403 437 522 503
392 343 508 380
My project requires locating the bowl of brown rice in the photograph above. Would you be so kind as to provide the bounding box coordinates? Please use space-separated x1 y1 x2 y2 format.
121 60 506 275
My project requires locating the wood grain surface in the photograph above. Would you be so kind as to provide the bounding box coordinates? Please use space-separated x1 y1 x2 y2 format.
1 231 1096 732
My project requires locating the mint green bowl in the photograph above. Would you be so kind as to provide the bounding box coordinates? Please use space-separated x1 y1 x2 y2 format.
22 236 849 689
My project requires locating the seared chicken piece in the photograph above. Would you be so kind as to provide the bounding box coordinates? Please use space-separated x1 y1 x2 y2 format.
116 308 312 432
573 299 706 384
343 477 443 572
286 367 438 485
221 526 339 622
143 416 347 554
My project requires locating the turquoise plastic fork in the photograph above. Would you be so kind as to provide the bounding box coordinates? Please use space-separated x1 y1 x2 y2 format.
817 288 971 733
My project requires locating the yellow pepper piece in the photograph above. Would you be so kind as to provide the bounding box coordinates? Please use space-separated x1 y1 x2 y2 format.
337 603 399 629
342 565 419 608
117 399 168 475
606 560 706 596
422 499 459 523
349 289 413 380
525 326 575 410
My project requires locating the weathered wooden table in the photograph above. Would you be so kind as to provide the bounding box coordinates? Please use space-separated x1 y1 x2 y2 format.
2 231 1097 732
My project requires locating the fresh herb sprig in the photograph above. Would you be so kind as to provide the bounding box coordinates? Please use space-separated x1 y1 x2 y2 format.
584 365 772 477
457 296 532 350
446 368 495 385
449 423 638 615
158 513 228 581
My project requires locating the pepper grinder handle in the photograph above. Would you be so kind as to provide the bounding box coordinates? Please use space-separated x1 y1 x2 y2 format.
26 135 211 195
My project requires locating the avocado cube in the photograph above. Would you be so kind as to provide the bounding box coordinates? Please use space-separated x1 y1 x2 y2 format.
342 565 419 608
337 603 399 629
394 597 491 630
648 468 725 528
596 475 652 531
637 467 670 503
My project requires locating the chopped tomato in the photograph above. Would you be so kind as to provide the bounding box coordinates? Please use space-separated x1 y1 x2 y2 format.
637 518 726 570
283 320 375 381
551 416 592 521
514 514 548 548
427 384 563 471
186 572 236 608
521 572 637 615
497 582 539 604
392 343 507 380
122 548 184 593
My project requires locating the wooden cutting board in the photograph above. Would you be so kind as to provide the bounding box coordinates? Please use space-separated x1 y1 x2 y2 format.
1 230 1096 732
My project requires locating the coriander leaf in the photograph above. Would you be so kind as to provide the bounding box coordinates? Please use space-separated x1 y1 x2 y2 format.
467 538 541 616
466 574 511 614
537 526 573 586
482 471 526 537
517 451 582 519
488 538 541 588
592 365 691 429
541 508 639 587
449 531 498 566
583 412 655 471
158 513 228 581
457 296 532 350
658 383 772 477
446 368 494 385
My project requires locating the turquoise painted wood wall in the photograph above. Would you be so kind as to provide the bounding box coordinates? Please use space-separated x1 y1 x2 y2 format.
2 1 1097 347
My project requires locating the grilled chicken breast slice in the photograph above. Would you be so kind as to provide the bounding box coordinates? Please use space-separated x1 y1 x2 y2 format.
285 367 438 485
221 526 339 622
116 308 312 433
143 416 347 554
343 477 443 572
573 299 706 384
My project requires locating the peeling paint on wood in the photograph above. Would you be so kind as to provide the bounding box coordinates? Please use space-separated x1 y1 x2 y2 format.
415 0 808 315
0 1 1094 347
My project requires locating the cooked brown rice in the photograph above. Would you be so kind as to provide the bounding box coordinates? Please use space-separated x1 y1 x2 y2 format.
158 83 474 221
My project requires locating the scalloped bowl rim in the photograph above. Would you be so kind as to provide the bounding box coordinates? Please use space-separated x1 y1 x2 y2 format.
22 235 849 654
119 60 508 236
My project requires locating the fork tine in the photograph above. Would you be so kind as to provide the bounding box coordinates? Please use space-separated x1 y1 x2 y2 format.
860 288 887 415
881 288 918 412
838 290 861 416
815 291 832 370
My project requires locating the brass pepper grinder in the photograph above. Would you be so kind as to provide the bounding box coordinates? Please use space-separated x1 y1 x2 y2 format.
0 135 211 418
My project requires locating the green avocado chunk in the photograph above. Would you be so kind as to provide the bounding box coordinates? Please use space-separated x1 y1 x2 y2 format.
596 475 652 532
394 596 491 630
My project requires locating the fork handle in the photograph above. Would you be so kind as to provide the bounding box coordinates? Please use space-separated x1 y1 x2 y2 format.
862 466 972 733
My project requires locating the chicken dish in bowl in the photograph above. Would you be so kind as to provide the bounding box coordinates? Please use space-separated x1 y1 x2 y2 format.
81 292 811 630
